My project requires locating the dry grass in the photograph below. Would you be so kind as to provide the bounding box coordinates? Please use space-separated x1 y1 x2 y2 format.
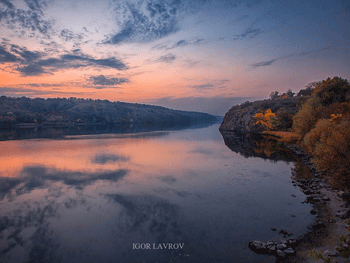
262 131 300 143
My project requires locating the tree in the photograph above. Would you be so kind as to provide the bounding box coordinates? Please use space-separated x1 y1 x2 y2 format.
297 81 321 97
292 98 322 137
275 107 293 130
254 108 279 131
269 91 279 100
313 77 350 106
303 116 350 188
286 89 295 97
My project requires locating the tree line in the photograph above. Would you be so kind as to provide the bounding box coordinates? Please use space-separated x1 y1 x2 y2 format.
255 77 350 188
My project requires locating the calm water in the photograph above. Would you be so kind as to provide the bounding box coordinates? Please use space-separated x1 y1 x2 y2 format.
0 124 314 263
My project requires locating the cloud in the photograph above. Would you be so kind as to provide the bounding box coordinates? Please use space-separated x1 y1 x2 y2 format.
251 59 277 68
14 52 128 76
190 79 230 90
24 0 47 14
92 153 129 165
20 166 129 190
0 86 57 96
59 29 85 42
105 193 181 239
151 37 205 50
0 0 53 36
145 96 253 115
17 63 48 75
0 44 19 62
10 44 43 62
251 46 331 68
89 75 129 86
0 0 14 9
158 175 177 184
0 165 128 199
233 28 263 41
156 53 176 63
191 83 215 89
105 0 185 44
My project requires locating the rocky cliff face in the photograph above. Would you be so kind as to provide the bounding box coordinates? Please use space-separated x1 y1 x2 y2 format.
219 97 301 133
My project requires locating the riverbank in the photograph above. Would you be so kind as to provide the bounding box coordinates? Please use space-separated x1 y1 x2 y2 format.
247 131 350 262
283 144 350 263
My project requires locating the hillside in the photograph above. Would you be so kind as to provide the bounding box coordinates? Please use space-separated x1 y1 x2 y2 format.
0 96 218 128
219 97 306 133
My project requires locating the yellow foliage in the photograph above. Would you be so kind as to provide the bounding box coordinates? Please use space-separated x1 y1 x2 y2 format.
303 117 350 188
254 108 278 131
292 98 322 138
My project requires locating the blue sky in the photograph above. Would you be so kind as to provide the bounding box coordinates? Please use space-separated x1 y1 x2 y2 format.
0 0 349 115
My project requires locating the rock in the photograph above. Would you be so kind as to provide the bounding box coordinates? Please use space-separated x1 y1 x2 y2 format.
341 192 350 201
271 228 276 231
340 202 349 208
336 209 350 219
310 208 317 215
266 241 274 246
267 245 276 252
291 194 296 197
288 239 297 247
303 189 312 195
329 218 336 223
248 241 267 253
338 191 345 197
324 249 339 257
313 220 325 229
276 250 286 258
284 248 295 255
276 243 288 250
322 196 330 201
279 230 289 236
341 243 349 248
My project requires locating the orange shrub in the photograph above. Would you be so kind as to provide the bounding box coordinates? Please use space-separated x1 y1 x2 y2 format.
292 98 322 138
303 116 350 188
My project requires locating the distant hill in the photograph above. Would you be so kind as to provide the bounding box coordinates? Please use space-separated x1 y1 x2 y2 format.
0 96 219 128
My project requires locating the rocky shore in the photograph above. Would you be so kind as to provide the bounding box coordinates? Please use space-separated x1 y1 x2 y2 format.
248 144 350 262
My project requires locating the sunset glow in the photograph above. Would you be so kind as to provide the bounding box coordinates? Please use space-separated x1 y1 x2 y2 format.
0 0 349 114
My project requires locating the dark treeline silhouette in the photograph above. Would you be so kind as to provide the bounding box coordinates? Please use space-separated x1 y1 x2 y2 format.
0 96 219 129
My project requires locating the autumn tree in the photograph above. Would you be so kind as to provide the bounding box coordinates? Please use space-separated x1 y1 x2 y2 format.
254 108 279 131
292 98 322 138
303 116 350 188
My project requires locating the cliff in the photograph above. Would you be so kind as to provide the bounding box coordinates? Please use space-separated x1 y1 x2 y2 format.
219 97 304 133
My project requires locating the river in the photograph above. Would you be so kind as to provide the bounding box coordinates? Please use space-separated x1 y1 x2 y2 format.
0 123 315 263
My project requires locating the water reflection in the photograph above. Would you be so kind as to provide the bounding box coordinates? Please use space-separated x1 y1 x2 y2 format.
0 120 218 141
0 125 314 263
220 131 295 161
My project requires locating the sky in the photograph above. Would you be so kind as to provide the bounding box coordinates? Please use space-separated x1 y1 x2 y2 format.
0 0 349 115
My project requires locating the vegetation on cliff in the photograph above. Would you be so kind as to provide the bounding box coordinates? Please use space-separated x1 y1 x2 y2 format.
293 77 350 189
221 76 350 189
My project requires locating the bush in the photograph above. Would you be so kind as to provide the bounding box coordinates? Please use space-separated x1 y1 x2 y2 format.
313 77 350 106
275 107 294 130
303 116 350 188
292 98 322 138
